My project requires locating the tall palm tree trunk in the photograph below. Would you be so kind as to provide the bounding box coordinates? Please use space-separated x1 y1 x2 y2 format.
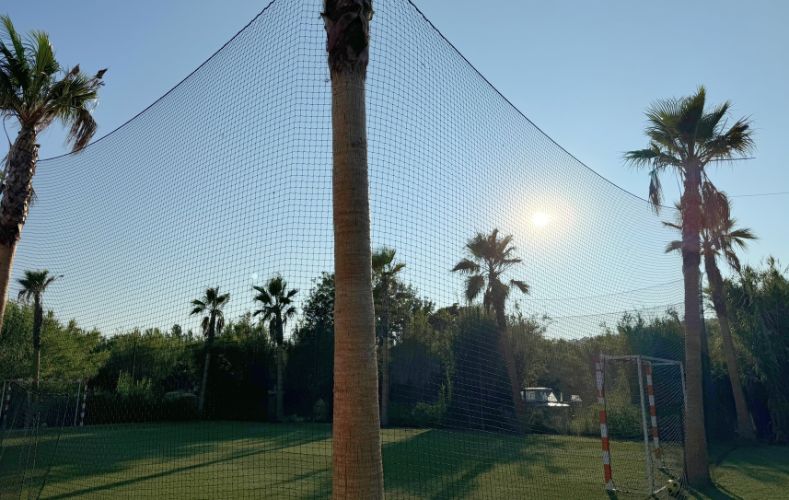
0 128 39 333
705 255 754 441
681 164 710 486
494 306 527 428
32 297 43 389
276 342 284 422
198 314 215 416
325 1 384 497
380 285 390 427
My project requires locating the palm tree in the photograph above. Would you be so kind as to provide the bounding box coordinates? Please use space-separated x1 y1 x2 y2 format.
666 188 756 441
625 87 753 485
452 229 530 425
190 287 229 415
322 1 383 497
253 275 297 422
372 247 405 427
17 269 60 388
0 17 106 333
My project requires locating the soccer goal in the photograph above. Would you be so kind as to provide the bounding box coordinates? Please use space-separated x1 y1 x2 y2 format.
595 354 686 495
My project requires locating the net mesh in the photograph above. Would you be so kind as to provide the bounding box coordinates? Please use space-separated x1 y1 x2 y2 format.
1 0 693 497
599 357 685 494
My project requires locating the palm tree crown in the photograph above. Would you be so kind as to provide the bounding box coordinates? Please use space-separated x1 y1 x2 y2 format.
190 287 230 339
452 229 529 322
372 247 405 280
624 86 753 210
17 269 59 302
0 16 105 150
253 276 297 346
372 246 405 320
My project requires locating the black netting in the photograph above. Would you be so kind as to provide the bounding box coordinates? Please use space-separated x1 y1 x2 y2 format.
2 0 694 497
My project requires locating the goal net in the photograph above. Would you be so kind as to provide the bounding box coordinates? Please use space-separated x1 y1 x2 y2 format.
595 354 685 495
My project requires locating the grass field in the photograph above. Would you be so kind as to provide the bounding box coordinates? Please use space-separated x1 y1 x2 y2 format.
1 422 787 499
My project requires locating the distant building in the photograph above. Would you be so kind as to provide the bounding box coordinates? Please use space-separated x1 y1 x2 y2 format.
520 387 570 408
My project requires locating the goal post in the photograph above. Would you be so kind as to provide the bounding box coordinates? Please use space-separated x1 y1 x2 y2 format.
595 354 686 495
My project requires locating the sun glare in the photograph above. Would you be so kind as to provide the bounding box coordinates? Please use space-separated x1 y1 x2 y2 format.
532 211 550 228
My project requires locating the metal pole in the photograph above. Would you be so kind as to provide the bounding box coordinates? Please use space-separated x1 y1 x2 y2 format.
645 362 662 460
636 356 654 494
73 381 82 427
79 383 88 427
0 380 6 423
596 354 614 491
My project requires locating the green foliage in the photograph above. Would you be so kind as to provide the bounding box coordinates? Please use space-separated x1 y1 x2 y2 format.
116 371 154 400
0 302 107 382
2 260 786 440
725 258 789 442
285 273 335 418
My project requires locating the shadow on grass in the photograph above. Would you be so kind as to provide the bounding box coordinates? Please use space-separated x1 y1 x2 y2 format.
0 421 330 499
381 428 579 499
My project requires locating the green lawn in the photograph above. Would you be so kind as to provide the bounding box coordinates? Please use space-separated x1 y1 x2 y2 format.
1 422 786 499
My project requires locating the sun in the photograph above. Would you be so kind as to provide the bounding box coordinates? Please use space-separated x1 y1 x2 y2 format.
532 211 550 228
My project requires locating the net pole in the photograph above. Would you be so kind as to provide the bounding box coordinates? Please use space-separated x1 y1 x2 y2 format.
595 354 614 491
644 362 662 459
0 380 6 422
636 356 654 493
73 381 82 427
79 383 88 427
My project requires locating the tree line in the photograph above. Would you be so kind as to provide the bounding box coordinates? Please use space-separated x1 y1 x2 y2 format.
2 256 788 444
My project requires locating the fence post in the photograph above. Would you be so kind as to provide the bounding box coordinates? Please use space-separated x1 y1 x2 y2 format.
0 380 6 422
79 383 88 427
596 354 614 491
644 362 662 459
73 381 82 427
636 356 654 494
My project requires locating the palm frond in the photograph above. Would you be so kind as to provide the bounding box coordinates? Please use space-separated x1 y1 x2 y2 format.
371 246 396 271
465 274 485 303
676 86 706 142
665 240 683 254
648 168 663 211
452 258 479 274
510 280 530 294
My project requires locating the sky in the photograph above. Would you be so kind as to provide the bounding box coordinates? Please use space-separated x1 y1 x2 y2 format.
6 0 786 265
3 0 787 335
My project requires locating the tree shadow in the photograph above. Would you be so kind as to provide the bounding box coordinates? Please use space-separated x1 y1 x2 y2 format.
0 421 331 498
380 428 586 499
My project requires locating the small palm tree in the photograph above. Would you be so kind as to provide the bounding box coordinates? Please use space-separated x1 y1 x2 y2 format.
625 87 752 485
0 17 106 333
372 247 405 427
190 287 229 415
253 276 297 422
452 229 530 424
666 188 756 441
17 269 60 388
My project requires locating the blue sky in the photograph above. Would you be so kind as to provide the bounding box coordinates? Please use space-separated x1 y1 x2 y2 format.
8 0 786 264
4 0 787 336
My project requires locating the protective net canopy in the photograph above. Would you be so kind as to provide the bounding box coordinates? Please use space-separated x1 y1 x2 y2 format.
2 0 688 498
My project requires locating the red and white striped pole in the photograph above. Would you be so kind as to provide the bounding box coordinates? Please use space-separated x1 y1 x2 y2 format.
596 355 614 491
644 362 661 458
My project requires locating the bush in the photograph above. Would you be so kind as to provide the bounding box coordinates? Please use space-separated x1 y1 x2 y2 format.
606 405 643 439
85 389 198 424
